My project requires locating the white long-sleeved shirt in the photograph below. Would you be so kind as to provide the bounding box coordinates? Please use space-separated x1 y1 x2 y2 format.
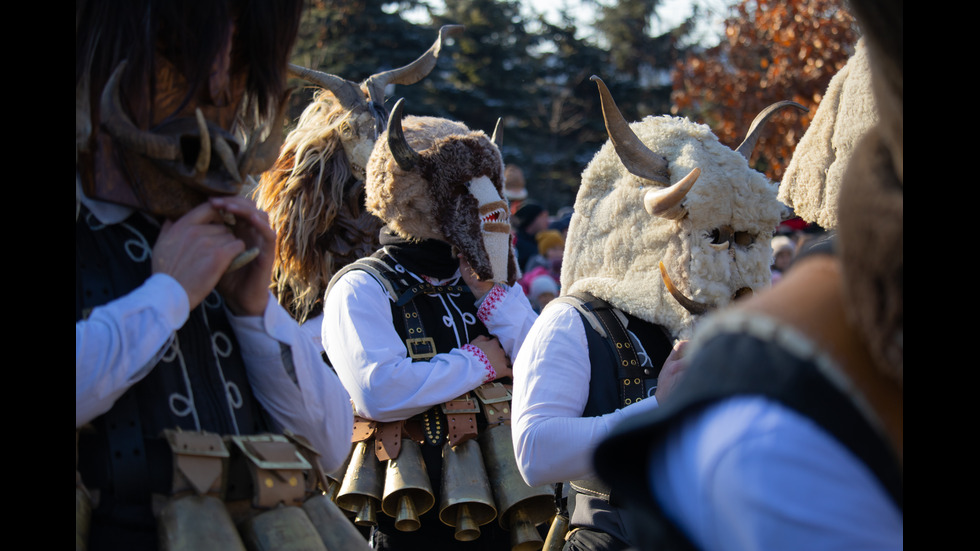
511 300 662 487
322 260 536 423
648 396 903 551
75 194 353 472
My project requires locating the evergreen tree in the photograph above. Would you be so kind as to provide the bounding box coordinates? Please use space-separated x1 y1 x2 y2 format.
288 0 441 119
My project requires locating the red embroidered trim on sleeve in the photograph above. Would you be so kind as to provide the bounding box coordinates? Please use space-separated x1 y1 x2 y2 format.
462 343 496 383
477 284 507 324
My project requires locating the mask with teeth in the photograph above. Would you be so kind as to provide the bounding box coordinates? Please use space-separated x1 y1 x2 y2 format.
365 99 518 285
468 176 512 282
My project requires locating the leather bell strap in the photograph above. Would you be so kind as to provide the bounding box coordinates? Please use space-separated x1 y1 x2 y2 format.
228 435 310 509
282 430 329 495
590 304 647 407
352 416 377 443
473 382 512 426
374 420 406 462
164 429 229 497
442 394 480 447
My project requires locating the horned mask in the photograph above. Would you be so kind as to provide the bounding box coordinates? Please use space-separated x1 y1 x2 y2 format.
253 25 463 322
86 56 289 220
366 100 516 285
288 25 464 182
562 77 805 339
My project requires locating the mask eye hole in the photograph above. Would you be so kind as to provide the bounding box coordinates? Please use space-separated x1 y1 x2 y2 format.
708 226 732 245
734 232 753 247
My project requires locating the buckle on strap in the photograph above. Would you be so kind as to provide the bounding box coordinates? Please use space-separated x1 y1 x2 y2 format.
474 382 512 425
164 429 229 497
406 337 437 360
473 382 512 404
441 395 480 415
229 435 310 509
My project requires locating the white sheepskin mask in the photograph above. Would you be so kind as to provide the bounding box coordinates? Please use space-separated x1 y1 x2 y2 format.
563 114 784 340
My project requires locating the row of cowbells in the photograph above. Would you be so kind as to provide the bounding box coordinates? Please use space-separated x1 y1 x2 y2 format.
336 424 554 551
162 432 370 551
70 491 348 551
156 489 370 551
77 431 372 551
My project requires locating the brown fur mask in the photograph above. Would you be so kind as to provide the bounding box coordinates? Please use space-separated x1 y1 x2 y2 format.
366 105 517 284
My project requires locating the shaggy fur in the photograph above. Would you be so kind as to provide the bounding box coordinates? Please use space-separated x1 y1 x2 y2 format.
366 115 518 284
836 0 903 385
780 39 877 230
254 90 383 323
563 116 783 340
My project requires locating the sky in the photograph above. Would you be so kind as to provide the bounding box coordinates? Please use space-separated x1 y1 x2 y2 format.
535 0 734 46
406 0 734 47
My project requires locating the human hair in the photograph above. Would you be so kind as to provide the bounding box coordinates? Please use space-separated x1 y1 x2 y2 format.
76 0 303 127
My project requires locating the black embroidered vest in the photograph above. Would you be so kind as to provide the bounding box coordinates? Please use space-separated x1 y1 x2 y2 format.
550 292 673 548
76 206 271 539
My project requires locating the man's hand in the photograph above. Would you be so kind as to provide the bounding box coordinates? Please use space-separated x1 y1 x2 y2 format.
459 254 494 302
152 201 245 310
470 335 512 380
654 340 689 403
209 196 275 317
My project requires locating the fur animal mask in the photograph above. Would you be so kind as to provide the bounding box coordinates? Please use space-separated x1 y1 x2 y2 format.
285 25 463 182
366 100 517 284
779 39 877 230
562 77 803 340
254 26 462 322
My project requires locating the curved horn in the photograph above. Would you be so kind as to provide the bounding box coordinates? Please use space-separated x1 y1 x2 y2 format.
591 75 669 185
735 100 808 160
100 61 180 160
491 118 503 150
659 261 710 316
193 109 211 175
214 137 241 183
288 64 363 110
238 89 293 178
644 167 701 220
365 25 464 105
387 98 420 171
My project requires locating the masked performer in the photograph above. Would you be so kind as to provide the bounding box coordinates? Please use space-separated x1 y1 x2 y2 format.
593 1 903 548
254 26 462 346
322 100 545 550
511 77 804 550
76 2 352 547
